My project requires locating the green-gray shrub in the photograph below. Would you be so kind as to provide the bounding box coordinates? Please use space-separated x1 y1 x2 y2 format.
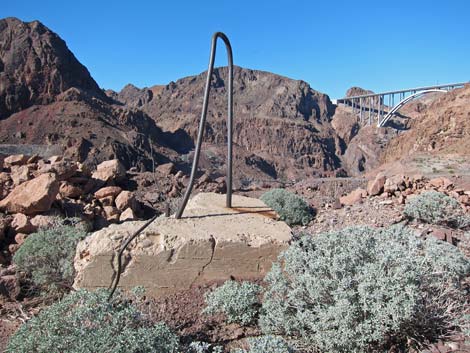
260 225 470 353
6 289 179 353
260 188 313 226
404 190 470 228
203 280 263 326
188 341 223 353
13 223 87 292
233 335 294 353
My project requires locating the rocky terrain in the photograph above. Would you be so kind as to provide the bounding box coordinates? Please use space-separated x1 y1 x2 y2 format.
1 15 470 353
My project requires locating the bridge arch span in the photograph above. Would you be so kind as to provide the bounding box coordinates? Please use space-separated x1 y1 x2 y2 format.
378 89 448 127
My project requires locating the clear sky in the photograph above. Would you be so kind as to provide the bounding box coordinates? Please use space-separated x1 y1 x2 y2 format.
2 0 469 98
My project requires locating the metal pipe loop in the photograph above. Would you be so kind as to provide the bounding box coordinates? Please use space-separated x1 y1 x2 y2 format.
175 32 234 219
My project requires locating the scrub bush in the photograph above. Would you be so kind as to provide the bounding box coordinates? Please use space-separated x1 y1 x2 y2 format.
404 190 470 228
6 289 179 353
260 225 470 353
13 223 87 292
203 280 263 326
260 188 313 226
233 335 294 353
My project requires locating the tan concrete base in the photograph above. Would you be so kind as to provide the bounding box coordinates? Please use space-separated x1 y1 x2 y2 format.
73 193 292 297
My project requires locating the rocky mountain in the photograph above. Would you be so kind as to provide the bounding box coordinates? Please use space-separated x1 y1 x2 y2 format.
108 67 344 180
0 17 186 171
0 17 106 120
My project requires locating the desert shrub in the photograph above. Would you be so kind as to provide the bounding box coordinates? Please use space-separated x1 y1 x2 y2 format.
260 188 313 226
404 190 470 228
203 280 263 325
13 222 87 292
233 335 294 353
259 225 470 353
188 341 223 353
6 289 179 353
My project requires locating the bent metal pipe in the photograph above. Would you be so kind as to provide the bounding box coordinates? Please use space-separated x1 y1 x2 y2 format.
108 32 234 301
175 32 234 219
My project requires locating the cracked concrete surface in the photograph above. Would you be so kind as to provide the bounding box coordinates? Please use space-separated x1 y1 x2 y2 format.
73 193 292 297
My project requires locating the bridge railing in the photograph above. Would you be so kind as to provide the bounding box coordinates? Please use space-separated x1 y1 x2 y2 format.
336 82 467 127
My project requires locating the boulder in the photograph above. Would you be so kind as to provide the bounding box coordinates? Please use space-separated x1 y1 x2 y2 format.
92 159 126 183
340 188 368 206
50 160 78 180
103 206 120 222
11 213 36 234
367 174 386 196
59 181 84 199
115 190 136 211
10 165 31 186
94 186 122 200
156 162 175 175
30 214 58 229
4 154 28 167
384 175 406 193
74 193 292 298
428 177 453 190
119 207 136 221
99 196 115 207
0 173 59 215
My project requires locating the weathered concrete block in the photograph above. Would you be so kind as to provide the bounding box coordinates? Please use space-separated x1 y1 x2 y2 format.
74 193 292 297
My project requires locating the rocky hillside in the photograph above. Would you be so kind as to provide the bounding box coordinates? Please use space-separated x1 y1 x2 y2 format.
0 17 105 119
0 17 184 171
108 67 344 180
383 84 470 161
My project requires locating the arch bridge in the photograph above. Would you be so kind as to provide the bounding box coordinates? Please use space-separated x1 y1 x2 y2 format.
336 82 467 128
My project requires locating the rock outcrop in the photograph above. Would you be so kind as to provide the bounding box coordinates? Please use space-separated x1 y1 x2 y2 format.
74 192 292 297
0 17 105 119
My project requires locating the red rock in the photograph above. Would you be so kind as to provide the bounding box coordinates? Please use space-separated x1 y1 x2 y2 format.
99 196 114 207
94 186 122 200
156 162 175 175
340 188 367 206
30 215 58 229
429 177 453 189
49 160 78 180
27 155 40 164
367 174 386 196
115 191 136 211
14 233 28 245
384 175 405 193
92 159 126 182
11 213 36 234
59 181 83 199
0 173 59 215
119 207 136 221
10 165 31 185
4 154 29 167
103 206 120 222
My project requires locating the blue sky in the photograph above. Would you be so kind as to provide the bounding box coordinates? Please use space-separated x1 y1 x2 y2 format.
3 0 469 98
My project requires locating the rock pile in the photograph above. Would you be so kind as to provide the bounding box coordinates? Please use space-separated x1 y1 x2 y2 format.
0 154 143 265
340 173 470 210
